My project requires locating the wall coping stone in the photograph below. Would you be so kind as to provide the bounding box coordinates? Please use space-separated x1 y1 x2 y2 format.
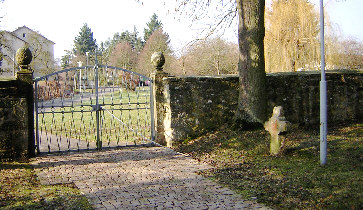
164 75 240 82
163 70 362 81
267 69 362 77
0 77 17 81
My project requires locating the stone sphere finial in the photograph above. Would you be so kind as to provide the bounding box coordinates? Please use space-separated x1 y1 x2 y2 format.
16 47 32 68
151 52 165 71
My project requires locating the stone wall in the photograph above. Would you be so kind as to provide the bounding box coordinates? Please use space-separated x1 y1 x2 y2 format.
0 75 34 159
155 70 362 145
165 76 239 143
267 70 362 125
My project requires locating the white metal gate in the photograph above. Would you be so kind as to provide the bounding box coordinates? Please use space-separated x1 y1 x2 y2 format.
34 62 154 153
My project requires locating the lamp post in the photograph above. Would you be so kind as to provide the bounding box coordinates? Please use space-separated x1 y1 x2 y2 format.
319 0 328 166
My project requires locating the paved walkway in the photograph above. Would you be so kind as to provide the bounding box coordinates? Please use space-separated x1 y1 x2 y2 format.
31 146 269 209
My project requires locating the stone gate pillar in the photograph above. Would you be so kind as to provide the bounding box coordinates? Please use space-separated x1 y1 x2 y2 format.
150 52 172 147
16 47 35 157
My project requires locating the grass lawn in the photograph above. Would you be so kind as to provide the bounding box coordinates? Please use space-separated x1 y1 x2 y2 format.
37 88 152 146
174 122 362 209
0 161 92 209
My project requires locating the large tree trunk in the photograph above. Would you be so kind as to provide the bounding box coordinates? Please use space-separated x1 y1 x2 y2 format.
235 0 267 127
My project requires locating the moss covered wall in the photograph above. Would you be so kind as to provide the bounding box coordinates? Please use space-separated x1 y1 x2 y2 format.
159 71 362 144
165 76 239 142
0 77 34 159
266 71 362 125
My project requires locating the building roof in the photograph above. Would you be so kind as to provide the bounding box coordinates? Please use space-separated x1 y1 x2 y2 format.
12 26 55 45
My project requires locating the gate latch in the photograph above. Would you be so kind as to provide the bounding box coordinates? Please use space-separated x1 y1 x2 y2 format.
92 104 103 111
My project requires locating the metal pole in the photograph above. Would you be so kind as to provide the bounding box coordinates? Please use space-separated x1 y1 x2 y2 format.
78 61 82 93
79 69 82 93
320 0 328 165
34 81 40 154
86 52 89 87
150 80 155 141
95 49 101 150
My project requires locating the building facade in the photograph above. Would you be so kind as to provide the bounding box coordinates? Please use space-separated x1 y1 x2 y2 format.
0 26 55 77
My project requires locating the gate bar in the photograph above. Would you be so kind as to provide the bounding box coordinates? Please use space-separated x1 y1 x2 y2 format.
150 80 155 141
95 54 102 150
34 80 40 154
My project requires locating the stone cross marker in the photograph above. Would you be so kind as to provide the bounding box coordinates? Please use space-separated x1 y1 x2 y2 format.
264 106 288 155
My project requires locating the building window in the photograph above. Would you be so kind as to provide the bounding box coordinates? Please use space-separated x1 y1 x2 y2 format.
23 33 26 38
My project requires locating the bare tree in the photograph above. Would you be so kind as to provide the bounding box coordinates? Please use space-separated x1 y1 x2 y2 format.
136 28 172 75
181 37 238 75
173 0 237 43
27 32 55 76
0 32 15 75
109 41 137 69
0 0 13 75
332 37 363 69
170 0 267 126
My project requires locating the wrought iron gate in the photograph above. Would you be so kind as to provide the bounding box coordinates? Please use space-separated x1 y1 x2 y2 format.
34 63 154 153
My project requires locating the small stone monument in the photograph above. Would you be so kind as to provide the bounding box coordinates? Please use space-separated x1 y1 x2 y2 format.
264 106 289 155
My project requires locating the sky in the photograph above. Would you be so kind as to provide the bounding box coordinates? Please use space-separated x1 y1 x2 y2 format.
1 0 362 60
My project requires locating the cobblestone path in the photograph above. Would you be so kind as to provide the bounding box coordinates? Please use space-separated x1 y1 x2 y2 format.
31 146 269 209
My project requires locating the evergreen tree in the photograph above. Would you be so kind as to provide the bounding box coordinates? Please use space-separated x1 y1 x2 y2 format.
130 26 144 52
101 28 144 64
143 13 162 42
118 27 144 51
97 41 106 64
73 23 97 55
61 54 70 69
